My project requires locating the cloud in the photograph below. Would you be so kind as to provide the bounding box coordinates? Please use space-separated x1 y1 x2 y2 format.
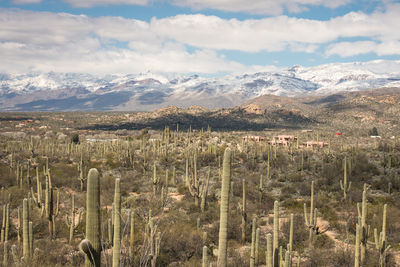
326 40 400 57
326 41 377 57
63 0 148 8
57 0 352 13
170 0 353 15
12 0 42 4
1 4 400 75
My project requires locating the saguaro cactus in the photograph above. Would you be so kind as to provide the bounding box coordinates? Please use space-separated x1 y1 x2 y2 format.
340 156 351 200
304 181 327 246
255 227 260 266
1 203 9 242
374 204 390 267
112 178 121 267
289 213 294 255
153 162 160 195
188 153 210 209
79 168 101 267
358 186 369 264
66 194 83 243
200 168 211 213
217 148 231 267
129 210 135 260
266 233 272 267
250 217 256 267
304 181 315 246
22 198 29 259
355 224 360 267
202 246 208 267
239 179 247 244
258 175 264 204
3 240 8 266
273 200 279 267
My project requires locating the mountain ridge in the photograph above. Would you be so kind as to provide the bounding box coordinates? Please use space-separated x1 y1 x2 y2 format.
1 60 400 111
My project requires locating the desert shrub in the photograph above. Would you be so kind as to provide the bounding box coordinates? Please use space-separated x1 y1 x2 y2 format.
159 223 203 264
351 153 379 182
286 172 304 183
309 246 353 267
312 233 334 249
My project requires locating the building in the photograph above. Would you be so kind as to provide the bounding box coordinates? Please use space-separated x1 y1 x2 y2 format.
242 135 266 142
305 141 328 148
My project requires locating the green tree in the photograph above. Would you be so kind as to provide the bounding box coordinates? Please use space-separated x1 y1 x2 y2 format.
369 127 378 136
71 133 80 144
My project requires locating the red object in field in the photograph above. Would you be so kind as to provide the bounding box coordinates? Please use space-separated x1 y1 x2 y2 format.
336 132 342 136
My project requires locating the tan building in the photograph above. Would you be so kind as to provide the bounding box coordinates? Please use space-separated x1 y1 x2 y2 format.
305 141 328 148
242 135 266 142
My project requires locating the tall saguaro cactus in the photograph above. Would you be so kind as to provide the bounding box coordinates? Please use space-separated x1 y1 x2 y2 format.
266 233 272 267
340 156 351 200
304 181 315 246
358 186 369 264
273 200 279 267
289 213 294 256
250 217 256 267
355 224 360 267
240 179 247 244
202 246 208 267
217 147 231 267
112 178 121 267
79 168 101 267
23 198 29 259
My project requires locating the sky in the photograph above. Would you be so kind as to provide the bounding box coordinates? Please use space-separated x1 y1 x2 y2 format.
1 0 400 76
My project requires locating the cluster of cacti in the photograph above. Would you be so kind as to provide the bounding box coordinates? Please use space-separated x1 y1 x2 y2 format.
65 194 83 243
1 203 9 243
78 154 87 192
142 211 161 267
374 204 390 267
304 181 328 247
2 113 400 267
249 217 260 267
187 151 210 210
44 170 59 238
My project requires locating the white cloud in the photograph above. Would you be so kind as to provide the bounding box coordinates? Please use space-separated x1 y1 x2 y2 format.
326 41 377 57
1 4 400 75
12 0 42 4
326 40 400 57
10 0 353 13
171 0 353 15
63 0 148 8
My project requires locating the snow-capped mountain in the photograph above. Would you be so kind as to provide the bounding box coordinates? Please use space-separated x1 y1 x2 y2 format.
1 60 400 111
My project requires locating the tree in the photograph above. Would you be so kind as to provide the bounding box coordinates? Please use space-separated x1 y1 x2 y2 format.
369 127 378 136
71 133 80 144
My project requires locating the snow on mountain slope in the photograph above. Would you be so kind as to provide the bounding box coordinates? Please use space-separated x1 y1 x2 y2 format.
1 60 400 111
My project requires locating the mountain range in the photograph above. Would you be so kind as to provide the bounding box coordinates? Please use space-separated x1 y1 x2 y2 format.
1 60 400 111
